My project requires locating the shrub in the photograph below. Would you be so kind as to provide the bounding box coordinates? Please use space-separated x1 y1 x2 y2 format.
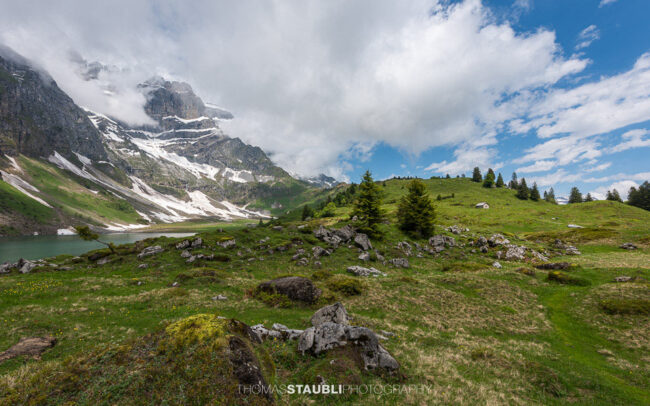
325 275 363 296
252 289 293 308
599 299 650 315
546 271 590 286
312 269 333 281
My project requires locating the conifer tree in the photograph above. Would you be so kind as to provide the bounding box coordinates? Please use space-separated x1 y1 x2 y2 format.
509 172 518 189
445 174 451 179
516 178 529 200
397 179 436 238
568 187 583 204
545 188 557 204
530 182 540 201
75 226 116 254
628 181 650 211
584 193 594 202
472 167 482 182
496 173 504 188
351 170 385 236
483 168 496 188
607 189 623 202
301 204 314 220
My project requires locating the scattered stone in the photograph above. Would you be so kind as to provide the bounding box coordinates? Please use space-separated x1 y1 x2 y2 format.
272 226 283 231
314 225 331 240
488 234 510 247
217 239 236 249
389 258 410 268
190 237 203 248
597 349 614 357
333 225 356 242
476 236 488 247
0 262 15 274
212 294 228 301
447 225 468 235
323 235 343 248
354 233 372 251
96 257 112 266
535 262 570 270
530 250 549 262
614 276 633 283
17 259 37 274
358 252 370 262
504 245 526 261
297 258 309 266
186 256 197 263
175 240 190 250
137 263 148 269
251 324 303 341
554 239 581 255
429 235 455 252
493 261 502 269
347 266 386 277
480 246 489 253
620 243 638 250
137 245 164 259
311 302 350 326
257 276 322 303
397 241 413 256
567 224 583 229
171 282 180 287
0 336 57 363
180 250 192 258
298 304 399 373
312 246 330 259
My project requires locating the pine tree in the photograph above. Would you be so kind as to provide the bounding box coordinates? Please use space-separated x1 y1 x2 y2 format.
397 179 436 238
545 188 557 204
530 182 540 201
568 187 583 204
584 193 594 202
628 181 650 211
472 167 482 182
301 204 315 220
351 170 385 237
496 173 504 188
515 178 529 200
607 189 622 202
483 168 496 188
509 172 518 189
445 174 451 179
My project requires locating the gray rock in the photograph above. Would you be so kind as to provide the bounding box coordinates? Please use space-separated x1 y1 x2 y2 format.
314 225 331 240
480 245 489 253
171 282 180 287
137 245 164 258
567 224 583 229
0 262 16 274
297 258 309 266
347 265 386 277
97 257 112 266
310 302 350 326
354 233 372 251
186 256 196 263
492 261 502 269
614 276 633 283
252 324 303 341
175 240 190 250
333 225 356 242
180 250 192 258
137 263 148 269
428 235 456 251
257 276 322 303
397 241 412 256
477 236 488 247
217 239 236 249
554 239 581 255
272 226 283 231
324 235 343 248
447 225 466 235
18 260 36 274
358 252 370 262
488 234 510 247
190 237 202 248
312 246 330 259
313 261 322 269
530 250 549 262
620 243 637 250
389 258 410 268
504 245 526 261
212 294 228 300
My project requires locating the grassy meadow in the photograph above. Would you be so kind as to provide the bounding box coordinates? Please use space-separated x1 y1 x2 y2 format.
0 177 648 405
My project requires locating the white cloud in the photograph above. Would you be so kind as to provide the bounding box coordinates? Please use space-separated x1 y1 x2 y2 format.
599 0 618 7
590 180 638 200
609 129 650 153
0 0 587 177
582 161 611 172
425 141 502 175
575 25 600 50
516 160 556 173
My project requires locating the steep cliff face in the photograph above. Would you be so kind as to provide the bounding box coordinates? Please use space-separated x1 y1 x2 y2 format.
0 46 106 162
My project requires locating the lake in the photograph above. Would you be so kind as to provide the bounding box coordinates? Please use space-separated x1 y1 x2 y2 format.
0 232 195 263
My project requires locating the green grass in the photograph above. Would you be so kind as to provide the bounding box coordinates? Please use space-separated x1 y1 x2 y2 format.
0 177 649 405
0 180 54 223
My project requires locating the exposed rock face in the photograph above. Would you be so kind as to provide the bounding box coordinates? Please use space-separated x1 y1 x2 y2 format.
0 46 106 161
347 266 386 277
310 302 350 326
257 276 322 303
137 245 164 258
354 233 372 251
298 304 399 374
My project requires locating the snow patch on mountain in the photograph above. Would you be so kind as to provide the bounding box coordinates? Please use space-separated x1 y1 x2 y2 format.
0 169 53 208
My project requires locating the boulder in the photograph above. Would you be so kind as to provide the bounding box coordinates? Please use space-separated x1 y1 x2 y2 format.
251 324 303 341
567 224 583 229
18 259 36 274
323 235 343 248
190 237 203 248
272 226 283 231
397 241 412 256
310 302 350 326
314 225 331 240
614 276 633 283
475 202 489 209
312 246 330 259
175 240 190 250
476 236 488 247
428 235 455 252
0 262 15 274
447 225 467 235
137 245 163 259
389 258 410 268
493 261 502 269
488 234 510 247
358 252 370 262
257 276 322 303
346 265 386 277
333 225 356 242
354 233 372 251
217 239 236 249
620 243 638 250
504 245 526 261
180 250 192 258
480 246 488 253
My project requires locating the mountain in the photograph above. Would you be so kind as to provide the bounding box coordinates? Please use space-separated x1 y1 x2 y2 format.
0 47 321 235
300 173 340 189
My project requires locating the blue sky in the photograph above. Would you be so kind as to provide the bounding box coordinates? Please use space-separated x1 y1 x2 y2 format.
343 0 650 199
1 0 648 199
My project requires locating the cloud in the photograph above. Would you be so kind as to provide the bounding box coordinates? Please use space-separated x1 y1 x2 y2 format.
425 140 503 175
516 160 556 173
582 161 611 172
599 0 618 7
590 180 638 200
0 0 588 177
609 129 650 153
575 25 599 50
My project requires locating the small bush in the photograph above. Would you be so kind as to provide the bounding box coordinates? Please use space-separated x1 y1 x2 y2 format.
251 289 293 308
312 269 333 281
516 267 536 277
547 271 590 286
470 347 495 360
325 275 363 296
599 299 650 315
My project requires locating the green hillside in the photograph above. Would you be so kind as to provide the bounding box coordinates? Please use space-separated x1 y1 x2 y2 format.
0 177 648 405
